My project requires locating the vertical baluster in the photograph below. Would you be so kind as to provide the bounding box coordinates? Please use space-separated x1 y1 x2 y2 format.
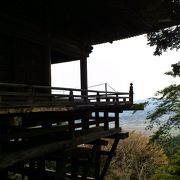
123 97 126 103
96 92 100 103
83 89 88 102
104 98 109 130
96 92 100 127
116 94 119 102
69 90 74 102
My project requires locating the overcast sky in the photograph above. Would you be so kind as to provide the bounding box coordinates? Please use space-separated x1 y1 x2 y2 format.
51 35 179 101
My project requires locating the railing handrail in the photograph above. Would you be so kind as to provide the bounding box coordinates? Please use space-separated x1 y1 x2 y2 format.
0 82 133 105
0 82 129 95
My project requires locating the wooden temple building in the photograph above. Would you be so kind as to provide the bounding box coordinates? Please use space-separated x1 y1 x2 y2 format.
0 0 179 179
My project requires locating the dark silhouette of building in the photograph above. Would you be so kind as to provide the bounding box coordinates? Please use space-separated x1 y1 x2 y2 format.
0 1 179 179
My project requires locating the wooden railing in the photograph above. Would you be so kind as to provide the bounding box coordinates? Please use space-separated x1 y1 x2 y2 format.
0 83 133 106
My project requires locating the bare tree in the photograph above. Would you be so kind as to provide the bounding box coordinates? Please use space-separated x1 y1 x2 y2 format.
105 133 167 180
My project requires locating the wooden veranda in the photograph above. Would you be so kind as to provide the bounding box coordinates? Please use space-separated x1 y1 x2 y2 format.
0 82 135 179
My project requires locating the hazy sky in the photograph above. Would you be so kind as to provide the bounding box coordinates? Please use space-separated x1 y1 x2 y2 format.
51 35 179 101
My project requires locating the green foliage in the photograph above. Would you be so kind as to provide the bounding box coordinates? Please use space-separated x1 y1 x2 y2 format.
146 84 180 141
146 13 180 179
152 145 180 179
166 62 180 77
147 26 180 56
131 103 145 112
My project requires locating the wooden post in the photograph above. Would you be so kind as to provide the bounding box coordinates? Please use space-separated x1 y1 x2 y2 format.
69 90 74 102
55 158 67 180
115 112 119 128
104 98 110 130
129 83 133 104
96 92 100 127
68 118 75 139
104 111 109 130
28 161 36 180
105 83 107 98
80 57 88 90
82 112 89 131
116 94 119 102
71 158 78 180
100 136 120 179
80 57 88 102
37 157 45 180
47 47 52 86
94 141 101 179
80 58 89 131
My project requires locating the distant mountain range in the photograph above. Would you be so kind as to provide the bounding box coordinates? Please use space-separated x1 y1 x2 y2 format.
119 99 162 135
97 99 170 135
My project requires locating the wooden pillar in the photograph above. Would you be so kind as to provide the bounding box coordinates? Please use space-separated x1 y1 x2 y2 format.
47 47 52 86
80 57 88 101
71 158 78 180
115 112 119 128
80 57 88 90
104 111 109 130
94 141 101 180
37 157 45 180
104 98 110 130
100 136 120 179
55 158 68 180
96 92 100 127
68 118 75 139
80 57 89 131
28 161 36 180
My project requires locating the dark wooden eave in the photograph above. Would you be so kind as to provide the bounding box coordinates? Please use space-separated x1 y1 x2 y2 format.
0 0 179 63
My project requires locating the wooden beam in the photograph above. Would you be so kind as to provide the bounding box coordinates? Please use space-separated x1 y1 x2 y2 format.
100 136 120 179
0 127 121 169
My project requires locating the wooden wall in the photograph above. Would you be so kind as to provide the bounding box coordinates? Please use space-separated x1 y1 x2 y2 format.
0 33 51 86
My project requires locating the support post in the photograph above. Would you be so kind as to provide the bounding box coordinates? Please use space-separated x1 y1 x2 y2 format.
55 158 68 180
104 111 109 130
104 98 110 130
115 112 119 128
80 57 89 130
129 83 133 104
28 160 36 180
96 92 100 127
71 158 78 180
100 136 120 179
80 57 88 101
37 157 45 180
68 118 75 139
